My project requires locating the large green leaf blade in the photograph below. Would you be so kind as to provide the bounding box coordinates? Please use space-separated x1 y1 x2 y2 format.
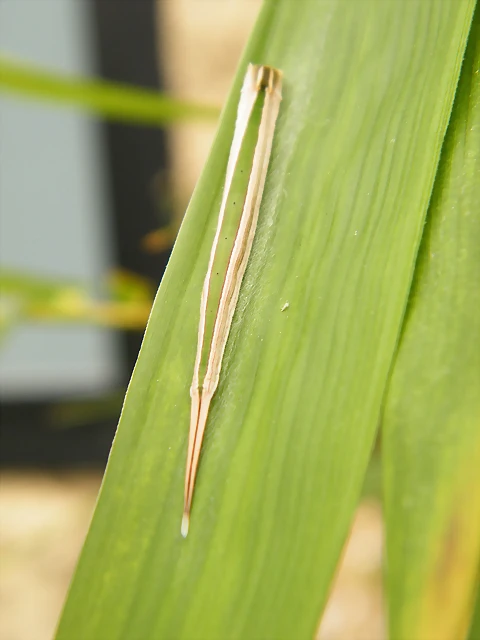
56 1 475 638
383 9 480 640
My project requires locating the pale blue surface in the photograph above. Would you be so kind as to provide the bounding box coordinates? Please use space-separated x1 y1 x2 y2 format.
0 0 122 398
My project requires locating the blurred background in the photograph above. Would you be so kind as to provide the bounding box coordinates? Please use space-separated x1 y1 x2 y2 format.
0 2 383 638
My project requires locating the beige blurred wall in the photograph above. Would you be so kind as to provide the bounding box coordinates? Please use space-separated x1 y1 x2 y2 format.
0 471 384 640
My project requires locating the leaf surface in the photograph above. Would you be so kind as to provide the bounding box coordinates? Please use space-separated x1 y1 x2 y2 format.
383 8 480 639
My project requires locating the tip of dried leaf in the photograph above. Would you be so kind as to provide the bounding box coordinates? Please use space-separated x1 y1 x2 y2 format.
181 513 190 538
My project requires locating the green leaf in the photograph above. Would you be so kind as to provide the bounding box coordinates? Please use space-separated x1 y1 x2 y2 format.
467 579 480 640
0 269 83 336
383 8 480 640
0 269 152 331
0 56 219 125
55 1 475 638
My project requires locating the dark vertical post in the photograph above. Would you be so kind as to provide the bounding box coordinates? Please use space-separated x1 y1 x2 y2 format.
93 0 171 369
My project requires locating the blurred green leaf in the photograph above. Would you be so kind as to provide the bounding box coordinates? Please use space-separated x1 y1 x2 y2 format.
0 270 84 335
0 269 80 302
0 56 220 125
55 1 476 638
0 269 152 331
106 269 153 304
383 8 480 640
